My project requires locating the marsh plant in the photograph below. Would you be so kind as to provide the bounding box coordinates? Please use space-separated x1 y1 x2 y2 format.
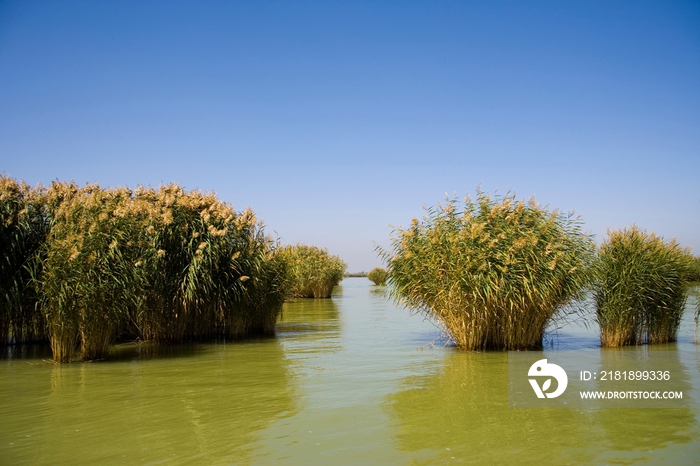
367 267 388 286
0 176 49 346
41 183 139 361
277 244 346 298
124 184 279 344
1 176 289 362
594 226 697 347
378 191 595 351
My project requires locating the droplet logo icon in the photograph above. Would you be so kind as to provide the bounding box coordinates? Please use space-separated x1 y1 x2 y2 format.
528 359 568 399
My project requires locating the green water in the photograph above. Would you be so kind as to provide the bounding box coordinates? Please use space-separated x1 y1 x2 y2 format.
1 279 699 464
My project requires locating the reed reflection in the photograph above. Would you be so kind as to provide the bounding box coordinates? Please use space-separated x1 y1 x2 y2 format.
590 346 696 461
2 340 298 465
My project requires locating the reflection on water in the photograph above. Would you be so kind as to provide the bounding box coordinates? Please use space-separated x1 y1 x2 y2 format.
0 341 297 465
0 343 53 360
386 352 596 465
594 347 696 461
387 348 699 465
278 297 341 338
277 296 343 361
0 278 698 464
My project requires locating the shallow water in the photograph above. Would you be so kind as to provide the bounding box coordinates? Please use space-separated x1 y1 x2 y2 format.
1 279 699 464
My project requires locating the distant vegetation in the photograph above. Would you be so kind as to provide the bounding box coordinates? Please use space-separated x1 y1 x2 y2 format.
276 244 347 298
367 267 388 286
378 191 596 351
594 226 698 347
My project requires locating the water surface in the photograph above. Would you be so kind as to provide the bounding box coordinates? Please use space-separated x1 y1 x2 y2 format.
1 279 698 464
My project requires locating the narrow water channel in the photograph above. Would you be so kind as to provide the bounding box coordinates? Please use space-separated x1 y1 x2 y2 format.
1 278 698 464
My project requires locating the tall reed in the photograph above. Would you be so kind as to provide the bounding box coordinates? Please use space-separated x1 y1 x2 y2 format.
277 244 346 298
122 184 289 345
0 176 49 346
378 191 595 350
235 242 290 337
41 183 141 361
367 267 388 286
594 226 696 347
35 180 289 362
130 184 242 342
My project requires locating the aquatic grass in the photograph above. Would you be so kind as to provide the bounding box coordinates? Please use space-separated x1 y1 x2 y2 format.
594 226 696 347
378 191 596 351
127 184 288 343
277 244 346 298
0 176 50 346
241 243 290 336
41 184 142 361
367 267 388 286
31 179 290 362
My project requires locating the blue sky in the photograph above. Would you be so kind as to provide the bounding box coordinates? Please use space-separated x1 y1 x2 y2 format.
1 1 698 271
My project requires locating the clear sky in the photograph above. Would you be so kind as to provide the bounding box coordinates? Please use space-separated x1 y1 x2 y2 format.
1 1 698 272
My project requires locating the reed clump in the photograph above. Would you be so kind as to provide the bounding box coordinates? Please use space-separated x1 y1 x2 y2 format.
378 191 595 351
1 176 289 362
594 226 697 347
277 244 346 298
367 267 388 286
41 183 139 361
126 184 274 344
0 175 49 346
